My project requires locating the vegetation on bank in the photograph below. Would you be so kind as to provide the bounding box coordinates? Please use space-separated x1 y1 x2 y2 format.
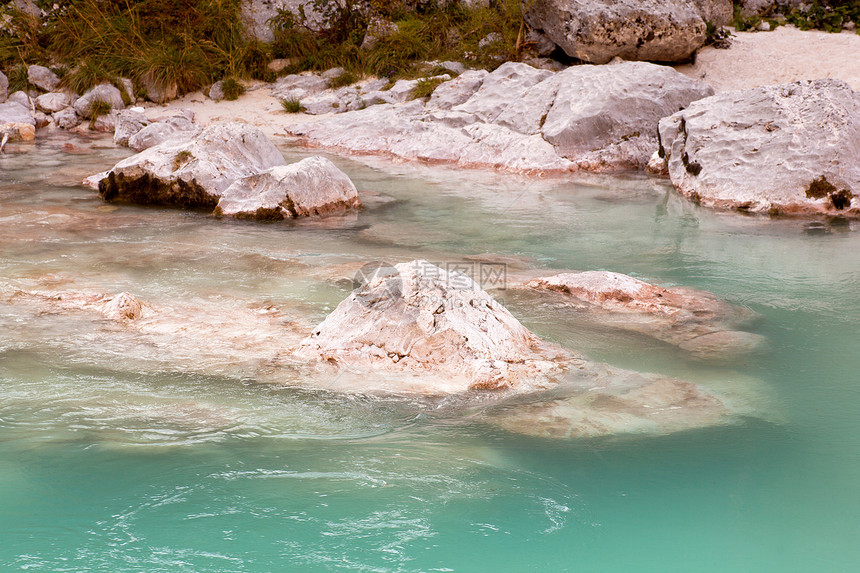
1 0 859 101
731 0 860 33
0 0 526 99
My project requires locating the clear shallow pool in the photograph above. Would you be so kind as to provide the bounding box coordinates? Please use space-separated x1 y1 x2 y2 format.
1 135 859 572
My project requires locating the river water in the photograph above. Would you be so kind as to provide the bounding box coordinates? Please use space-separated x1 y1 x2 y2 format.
1 134 859 572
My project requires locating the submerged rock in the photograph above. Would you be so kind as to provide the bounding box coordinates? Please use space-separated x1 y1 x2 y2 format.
294 260 571 393
97 122 286 209
524 0 730 64
519 271 763 358
658 79 860 216
289 61 712 173
485 371 733 439
215 156 362 219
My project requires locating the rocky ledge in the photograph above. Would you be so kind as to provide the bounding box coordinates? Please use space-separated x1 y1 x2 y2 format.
288 60 713 174
91 122 362 219
658 79 860 217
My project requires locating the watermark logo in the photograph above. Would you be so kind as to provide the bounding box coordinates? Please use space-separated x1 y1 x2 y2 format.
353 261 402 308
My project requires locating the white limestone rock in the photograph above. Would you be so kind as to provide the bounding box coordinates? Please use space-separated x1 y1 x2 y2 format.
215 156 362 219
97 122 286 210
294 260 571 393
658 79 860 216
35 92 70 114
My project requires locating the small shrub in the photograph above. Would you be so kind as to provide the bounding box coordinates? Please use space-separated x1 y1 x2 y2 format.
281 97 302 113
411 77 444 99
329 70 358 89
705 22 732 49
6 65 29 92
87 98 113 128
62 59 115 95
221 77 245 100
172 150 194 171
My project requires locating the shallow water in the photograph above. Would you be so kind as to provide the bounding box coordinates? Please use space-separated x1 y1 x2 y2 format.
1 134 859 572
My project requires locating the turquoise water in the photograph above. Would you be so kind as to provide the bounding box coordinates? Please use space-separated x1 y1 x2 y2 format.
1 135 859 572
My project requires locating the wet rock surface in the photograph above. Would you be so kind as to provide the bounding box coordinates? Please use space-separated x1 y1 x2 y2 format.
658 79 860 216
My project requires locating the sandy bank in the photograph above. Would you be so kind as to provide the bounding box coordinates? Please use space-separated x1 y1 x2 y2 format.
675 26 860 92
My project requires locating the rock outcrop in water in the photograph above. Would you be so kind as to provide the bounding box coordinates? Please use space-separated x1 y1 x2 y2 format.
289 61 714 173
215 156 362 219
0 101 36 141
658 79 860 216
524 0 732 65
95 122 361 219
295 260 572 393
517 271 764 359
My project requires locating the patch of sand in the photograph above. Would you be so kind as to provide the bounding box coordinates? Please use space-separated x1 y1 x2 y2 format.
675 25 860 92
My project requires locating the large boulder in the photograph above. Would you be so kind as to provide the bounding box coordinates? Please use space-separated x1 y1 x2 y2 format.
0 101 36 141
27 65 60 92
35 92 70 114
270 73 331 101
97 123 286 209
74 83 125 119
290 61 713 173
215 156 362 219
658 79 860 216
524 0 732 64
295 260 571 393
519 271 764 359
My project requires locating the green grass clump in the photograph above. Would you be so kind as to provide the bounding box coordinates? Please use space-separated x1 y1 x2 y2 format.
87 98 113 128
411 77 444 99
280 97 302 113
329 70 359 89
6 65 29 92
221 77 245 100
172 150 194 170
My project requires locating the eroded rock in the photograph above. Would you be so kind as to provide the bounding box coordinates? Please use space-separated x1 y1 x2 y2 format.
0 101 36 141
35 92 70 114
27 65 60 92
658 79 860 216
294 260 571 393
519 271 763 358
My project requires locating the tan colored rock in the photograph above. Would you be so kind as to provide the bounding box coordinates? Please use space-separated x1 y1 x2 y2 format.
520 271 763 358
